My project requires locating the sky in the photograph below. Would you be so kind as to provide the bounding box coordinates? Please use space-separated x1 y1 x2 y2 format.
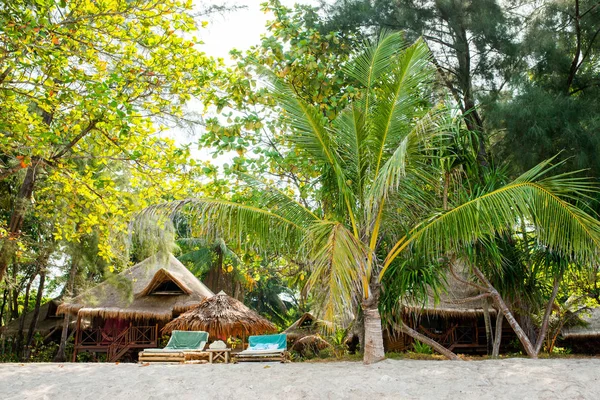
169 0 320 164
200 1 319 60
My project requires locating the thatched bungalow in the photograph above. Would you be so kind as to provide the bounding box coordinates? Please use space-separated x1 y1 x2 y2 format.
284 313 323 344
163 291 276 347
389 267 513 354
561 307 600 353
1 299 72 342
57 253 213 362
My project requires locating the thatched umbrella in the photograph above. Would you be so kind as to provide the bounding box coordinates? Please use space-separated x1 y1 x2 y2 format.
163 291 277 340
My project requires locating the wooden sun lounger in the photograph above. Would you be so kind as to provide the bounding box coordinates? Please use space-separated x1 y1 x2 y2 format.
138 349 208 363
138 330 208 363
234 333 289 363
234 350 289 363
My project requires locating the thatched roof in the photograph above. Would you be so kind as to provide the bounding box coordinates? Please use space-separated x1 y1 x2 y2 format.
403 264 495 318
290 334 331 355
163 291 277 338
284 312 324 341
57 253 214 321
1 299 72 337
562 307 600 339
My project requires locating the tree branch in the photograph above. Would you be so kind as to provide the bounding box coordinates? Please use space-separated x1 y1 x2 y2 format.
52 120 98 160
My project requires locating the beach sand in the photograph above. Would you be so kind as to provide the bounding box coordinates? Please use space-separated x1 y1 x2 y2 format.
1 358 599 399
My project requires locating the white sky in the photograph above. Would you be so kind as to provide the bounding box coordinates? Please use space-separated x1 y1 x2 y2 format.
168 0 320 167
201 1 320 60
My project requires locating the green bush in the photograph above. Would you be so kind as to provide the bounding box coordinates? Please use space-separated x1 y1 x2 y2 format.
412 340 433 354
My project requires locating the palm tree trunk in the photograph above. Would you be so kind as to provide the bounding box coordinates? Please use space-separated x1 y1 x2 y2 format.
492 309 503 358
482 298 493 355
362 287 385 364
394 322 461 361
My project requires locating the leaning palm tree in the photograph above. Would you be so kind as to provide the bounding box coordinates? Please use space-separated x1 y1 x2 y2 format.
143 32 600 364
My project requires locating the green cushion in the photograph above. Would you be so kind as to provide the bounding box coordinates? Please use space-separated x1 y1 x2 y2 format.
165 330 209 350
247 333 286 351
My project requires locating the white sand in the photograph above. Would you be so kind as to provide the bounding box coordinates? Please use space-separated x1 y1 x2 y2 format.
1 358 600 399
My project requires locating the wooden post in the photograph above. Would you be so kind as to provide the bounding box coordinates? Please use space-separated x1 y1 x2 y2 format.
71 313 81 362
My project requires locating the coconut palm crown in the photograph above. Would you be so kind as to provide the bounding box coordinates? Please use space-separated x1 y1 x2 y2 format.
144 32 600 364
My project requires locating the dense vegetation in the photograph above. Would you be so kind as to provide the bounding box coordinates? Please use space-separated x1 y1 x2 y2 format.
1 0 599 363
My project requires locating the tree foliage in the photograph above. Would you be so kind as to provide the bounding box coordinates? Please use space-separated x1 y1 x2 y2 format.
0 0 221 277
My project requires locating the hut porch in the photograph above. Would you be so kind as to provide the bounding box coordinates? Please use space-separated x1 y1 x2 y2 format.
384 313 517 354
72 317 160 362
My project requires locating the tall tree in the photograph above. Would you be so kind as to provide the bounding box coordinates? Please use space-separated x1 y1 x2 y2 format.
319 0 522 168
489 0 600 177
0 0 220 281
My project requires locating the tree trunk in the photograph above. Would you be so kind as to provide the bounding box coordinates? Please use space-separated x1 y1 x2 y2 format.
54 255 79 362
534 275 561 355
566 0 581 92
54 313 72 362
471 266 537 358
0 166 37 282
442 171 450 211
10 265 20 321
362 288 385 364
394 322 461 361
0 288 8 326
452 23 488 170
492 309 504 358
24 267 46 360
518 301 538 345
16 273 35 357
10 287 19 320
490 290 536 357
482 298 493 355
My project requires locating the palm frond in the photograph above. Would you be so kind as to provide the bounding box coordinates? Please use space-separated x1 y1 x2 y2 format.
343 30 404 91
381 160 600 279
139 198 308 257
332 100 369 204
306 221 368 322
368 105 450 208
237 173 320 226
259 66 358 233
369 38 434 176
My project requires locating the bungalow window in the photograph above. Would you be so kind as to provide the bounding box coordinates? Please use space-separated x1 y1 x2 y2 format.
150 280 186 295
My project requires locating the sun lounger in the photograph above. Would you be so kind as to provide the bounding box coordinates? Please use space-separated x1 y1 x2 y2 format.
234 333 288 363
138 330 208 363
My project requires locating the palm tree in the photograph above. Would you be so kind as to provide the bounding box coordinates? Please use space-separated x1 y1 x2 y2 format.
145 32 600 363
